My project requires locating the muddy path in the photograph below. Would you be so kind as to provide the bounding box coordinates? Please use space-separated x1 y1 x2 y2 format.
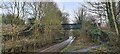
40 36 75 52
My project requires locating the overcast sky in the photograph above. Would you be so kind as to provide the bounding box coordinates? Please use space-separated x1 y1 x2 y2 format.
0 0 85 23
56 2 79 22
55 0 85 23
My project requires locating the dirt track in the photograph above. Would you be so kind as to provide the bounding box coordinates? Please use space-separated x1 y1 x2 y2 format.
40 36 74 52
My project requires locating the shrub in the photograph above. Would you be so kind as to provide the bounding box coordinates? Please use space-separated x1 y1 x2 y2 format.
88 27 102 43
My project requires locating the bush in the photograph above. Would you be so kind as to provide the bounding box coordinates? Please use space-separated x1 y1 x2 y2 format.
88 26 110 44
88 27 102 43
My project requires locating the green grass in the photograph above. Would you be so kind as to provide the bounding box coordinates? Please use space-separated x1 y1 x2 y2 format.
61 39 89 52
62 38 109 52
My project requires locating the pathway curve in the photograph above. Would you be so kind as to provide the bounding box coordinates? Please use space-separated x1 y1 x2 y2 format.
73 43 106 52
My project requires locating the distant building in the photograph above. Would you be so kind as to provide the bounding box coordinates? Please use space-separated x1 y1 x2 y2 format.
25 18 29 25
25 18 35 25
